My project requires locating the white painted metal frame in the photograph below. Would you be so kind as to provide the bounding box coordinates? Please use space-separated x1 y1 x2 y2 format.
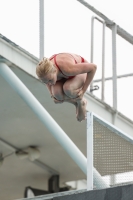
87 112 93 190
87 111 133 190
93 112 133 144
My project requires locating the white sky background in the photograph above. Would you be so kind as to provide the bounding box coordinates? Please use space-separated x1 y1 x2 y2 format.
0 0 133 120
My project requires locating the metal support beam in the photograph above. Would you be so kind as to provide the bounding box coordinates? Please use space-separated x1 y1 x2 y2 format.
0 62 109 189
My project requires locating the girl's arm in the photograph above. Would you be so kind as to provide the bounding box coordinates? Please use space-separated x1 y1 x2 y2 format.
46 85 53 97
46 85 64 103
62 62 97 76
60 61 97 93
81 64 97 93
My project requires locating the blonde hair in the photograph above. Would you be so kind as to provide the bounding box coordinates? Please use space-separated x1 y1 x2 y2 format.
36 57 54 78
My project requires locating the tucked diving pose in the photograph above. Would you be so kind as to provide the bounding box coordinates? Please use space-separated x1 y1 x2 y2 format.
36 53 97 122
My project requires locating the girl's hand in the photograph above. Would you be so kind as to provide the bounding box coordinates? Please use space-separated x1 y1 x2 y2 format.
74 90 84 101
51 96 64 104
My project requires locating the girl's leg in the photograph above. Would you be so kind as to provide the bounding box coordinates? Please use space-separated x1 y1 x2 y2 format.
51 79 78 110
51 74 87 122
63 74 87 122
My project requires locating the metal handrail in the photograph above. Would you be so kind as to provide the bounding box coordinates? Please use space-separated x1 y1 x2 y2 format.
90 16 106 102
76 0 133 45
93 73 133 82
90 16 117 109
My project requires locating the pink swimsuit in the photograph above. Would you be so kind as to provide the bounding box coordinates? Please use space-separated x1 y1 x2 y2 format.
49 53 85 79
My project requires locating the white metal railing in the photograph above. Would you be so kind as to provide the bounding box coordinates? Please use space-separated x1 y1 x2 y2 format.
76 1 133 111
90 15 117 110
90 16 106 102
76 0 133 44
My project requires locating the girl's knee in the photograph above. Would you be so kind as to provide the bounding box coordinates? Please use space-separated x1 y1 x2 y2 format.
63 84 72 96
63 84 79 98
52 89 64 101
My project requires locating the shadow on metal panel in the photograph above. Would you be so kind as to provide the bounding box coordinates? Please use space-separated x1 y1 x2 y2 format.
54 184 133 200
19 184 133 200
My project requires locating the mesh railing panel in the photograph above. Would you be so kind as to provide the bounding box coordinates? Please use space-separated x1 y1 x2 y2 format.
93 115 133 186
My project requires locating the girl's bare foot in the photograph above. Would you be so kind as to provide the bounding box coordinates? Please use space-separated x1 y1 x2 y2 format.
76 98 87 122
75 103 78 116
70 99 78 116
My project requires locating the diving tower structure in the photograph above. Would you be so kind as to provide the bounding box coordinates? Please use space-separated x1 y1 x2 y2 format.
1 1 133 199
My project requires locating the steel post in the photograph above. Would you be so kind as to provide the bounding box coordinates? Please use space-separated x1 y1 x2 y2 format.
112 24 117 110
87 112 93 190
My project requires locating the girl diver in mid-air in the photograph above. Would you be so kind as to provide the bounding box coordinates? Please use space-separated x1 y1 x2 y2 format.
36 52 97 122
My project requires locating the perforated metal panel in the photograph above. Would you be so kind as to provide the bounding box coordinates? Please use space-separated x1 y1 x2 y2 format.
93 114 133 185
